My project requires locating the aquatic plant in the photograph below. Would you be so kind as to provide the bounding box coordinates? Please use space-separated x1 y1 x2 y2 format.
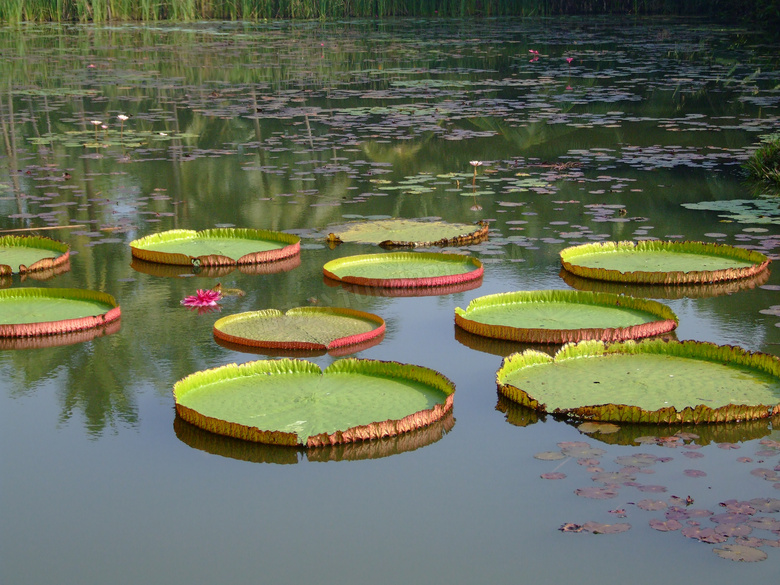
181 288 222 307
744 134 780 185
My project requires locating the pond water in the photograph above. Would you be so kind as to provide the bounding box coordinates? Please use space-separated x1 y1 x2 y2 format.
1 17 779 584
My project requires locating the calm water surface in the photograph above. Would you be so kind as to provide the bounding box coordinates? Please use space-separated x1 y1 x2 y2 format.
1 17 779 584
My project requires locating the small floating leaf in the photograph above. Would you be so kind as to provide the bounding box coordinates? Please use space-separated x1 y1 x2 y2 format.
713 544 768 562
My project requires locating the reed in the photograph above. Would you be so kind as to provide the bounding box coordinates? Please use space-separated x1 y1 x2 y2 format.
0 0 775 26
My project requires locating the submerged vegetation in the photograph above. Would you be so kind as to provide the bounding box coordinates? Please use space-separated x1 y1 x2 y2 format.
0 0 778 27
745 134 780 185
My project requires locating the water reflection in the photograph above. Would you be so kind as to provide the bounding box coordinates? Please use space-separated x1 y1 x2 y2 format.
560 267 772 299
174 410 455 464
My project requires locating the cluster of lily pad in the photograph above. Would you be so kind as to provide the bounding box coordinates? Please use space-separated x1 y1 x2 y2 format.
534 433 780 562
484 238 776 425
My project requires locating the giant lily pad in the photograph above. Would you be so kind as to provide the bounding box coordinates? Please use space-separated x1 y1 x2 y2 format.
174 358 455 447
496 340 780 424
129 228 300 267
325 218 489 248
560 241 770 284
0 288 121 337
455 290 678 344
213 307 385 353
0 235 70 276
559 267 770 299
323 252 483 288
130 254 301 278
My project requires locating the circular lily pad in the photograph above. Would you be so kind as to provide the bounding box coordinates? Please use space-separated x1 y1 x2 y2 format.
559 267 770 299
213 307 385 353
455 290 678 344
173 358 455 447
129 228 300 266
496 340 780 424
560 241 770 284
0 287 121 337
325 218 489 248
0 235 70 276
322 252 483 288
130 254 301 277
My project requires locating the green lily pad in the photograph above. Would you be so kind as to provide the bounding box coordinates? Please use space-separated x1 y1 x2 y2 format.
496 340 780 424
323 252 483 288
0 288 121 337
559 267 771 299
560 241 770 284
213 307 385 353
174 358 455 447
325 219 488 248
129 228 300 266
455 290 678 344
0 235 70 276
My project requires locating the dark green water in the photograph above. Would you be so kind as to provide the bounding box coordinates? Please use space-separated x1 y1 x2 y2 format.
1 17 779 584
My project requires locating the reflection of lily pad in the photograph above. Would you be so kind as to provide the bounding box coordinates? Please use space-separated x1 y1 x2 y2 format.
560 241 770 284
496 340 780 423
326 219 488 248
0 235 70 276
455 290 677 344
324 274 483 297
0 288 121 337
130 254 300 277
323 252 483 288
0 318 121 350
130 228 300 266
174 358 455 447
173 410 454 465
559 267 770 299
213 307 385 353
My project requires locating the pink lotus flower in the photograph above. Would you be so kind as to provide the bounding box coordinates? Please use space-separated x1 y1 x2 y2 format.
566 57 574 64
181 288 222 307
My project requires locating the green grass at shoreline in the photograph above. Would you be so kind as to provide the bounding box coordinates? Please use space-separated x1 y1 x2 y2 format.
0 0 778 26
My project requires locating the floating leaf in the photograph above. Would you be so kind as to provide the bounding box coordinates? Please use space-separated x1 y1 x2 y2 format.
174 358 455 447
649 518 682 531
0 235 70 276
213 307 385 354
0 288 121 337
496 340 780 424
130 228 300 266
712 544 768 562
560 240 770 285
325 218 488 248
455 290 678 344
323 252 483 289
581 521 631 534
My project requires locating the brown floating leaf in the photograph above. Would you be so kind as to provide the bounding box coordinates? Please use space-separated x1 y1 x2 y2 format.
649 518 682 532
712 544 768 562
534 451 566 461
541 472 567 480
581 521 631 534
681 526 728 543
636 499 667 511
579 422 621 434
574 487 620 499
